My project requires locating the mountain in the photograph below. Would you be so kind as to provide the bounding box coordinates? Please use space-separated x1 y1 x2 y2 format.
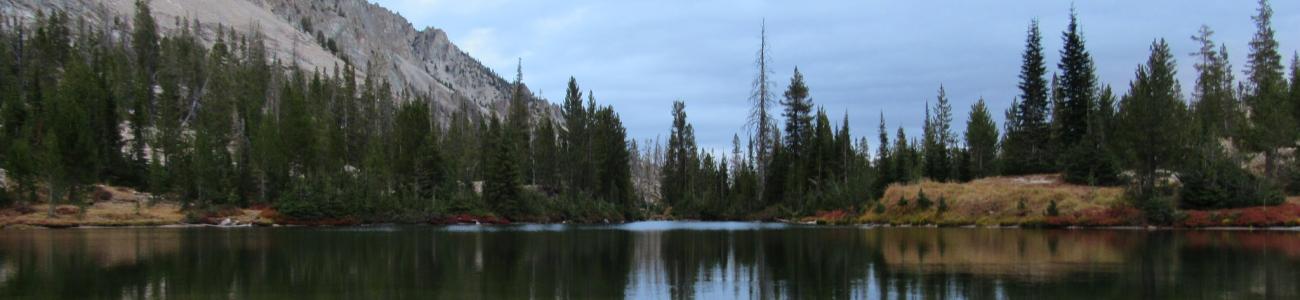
0 0 555 120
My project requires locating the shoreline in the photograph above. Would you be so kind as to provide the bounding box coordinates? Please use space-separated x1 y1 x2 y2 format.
6 215 1300 231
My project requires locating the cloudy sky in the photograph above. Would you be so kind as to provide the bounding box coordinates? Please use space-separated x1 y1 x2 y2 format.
371 0 1298 152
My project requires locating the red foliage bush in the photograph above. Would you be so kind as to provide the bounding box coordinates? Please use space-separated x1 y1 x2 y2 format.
1177 203 1300 227
1179 211 1216 228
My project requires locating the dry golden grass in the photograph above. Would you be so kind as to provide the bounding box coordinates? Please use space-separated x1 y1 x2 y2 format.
861 174 1126 225
0 185 268 228
1 201 185 227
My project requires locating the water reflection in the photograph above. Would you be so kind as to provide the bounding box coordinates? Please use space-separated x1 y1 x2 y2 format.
0 224 1297 299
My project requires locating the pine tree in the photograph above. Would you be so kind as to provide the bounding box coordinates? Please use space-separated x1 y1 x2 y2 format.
965 98 999 179
780 68 813 211
661 101 697 209
1056 10 1097 153
1190 26 1240 140
560 77 591 193
923 85 953 181
506 59 533 184
1055 10 1118 185
1119 39 1188 196
592 106 634 214
484 117 523 218
533 118 559 188
1004 19 1055 175
47 55 99 215
1243 0 1291 180
781 67 813 157
872 113 893 195
129 0 159 185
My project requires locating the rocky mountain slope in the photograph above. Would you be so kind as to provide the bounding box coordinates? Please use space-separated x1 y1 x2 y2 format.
0 0 554 120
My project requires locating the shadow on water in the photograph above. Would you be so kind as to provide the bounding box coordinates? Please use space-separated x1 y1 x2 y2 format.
1 224 1298 299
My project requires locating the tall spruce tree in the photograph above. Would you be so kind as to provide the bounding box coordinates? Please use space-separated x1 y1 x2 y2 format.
923 85 953 181
661 101 697 209
780 68 813 210
1056 10 1117 184
484 117 523 218
560 77 591 193
872 113 893 194
1243 0 1292 180
965 98 999 179
1056 10 1096 151
781 67 813 157
1003 20 1054 175
506 59 533 184
1119 39 1189 196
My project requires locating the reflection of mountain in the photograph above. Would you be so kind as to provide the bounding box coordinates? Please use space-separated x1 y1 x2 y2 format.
876 228 1132 279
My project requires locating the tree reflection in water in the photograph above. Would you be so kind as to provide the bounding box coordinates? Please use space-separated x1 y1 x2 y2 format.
1 224 1298 299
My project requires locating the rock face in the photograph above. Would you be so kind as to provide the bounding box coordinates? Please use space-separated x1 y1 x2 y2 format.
0 0 556 120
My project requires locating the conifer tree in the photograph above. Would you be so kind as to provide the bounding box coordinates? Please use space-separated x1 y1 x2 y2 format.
872 114 893 194
923 85 953 181
965 98 999 179
1189 26 1239 140
781 67 813 157
780 68 813 210
484 117 523 218
1243 0 1291 180
506 59 533 184
1003 20 1054 175
1056 10 1096 153
560 77 591 192
661 101 697 209
1119 39 1189 196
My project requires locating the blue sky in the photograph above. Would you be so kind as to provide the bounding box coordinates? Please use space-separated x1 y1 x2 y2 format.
371 0 1298 152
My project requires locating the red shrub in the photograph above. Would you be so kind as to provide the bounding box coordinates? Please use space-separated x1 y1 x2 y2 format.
1179 211 1216 228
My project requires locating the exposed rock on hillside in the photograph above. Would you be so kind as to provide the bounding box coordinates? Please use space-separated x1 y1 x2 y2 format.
0 0 555 120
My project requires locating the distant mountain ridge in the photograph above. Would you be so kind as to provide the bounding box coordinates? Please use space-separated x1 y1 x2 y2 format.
0 0 555 121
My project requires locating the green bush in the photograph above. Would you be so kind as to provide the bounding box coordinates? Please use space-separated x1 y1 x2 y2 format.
1136 193 1177 224
1180 156 1284 209
915 189 932 210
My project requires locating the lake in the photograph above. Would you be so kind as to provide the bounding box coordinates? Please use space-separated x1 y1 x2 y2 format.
1 222 1298 299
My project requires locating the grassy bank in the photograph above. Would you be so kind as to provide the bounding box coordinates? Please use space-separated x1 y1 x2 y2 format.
803 175 1300 228
0 185 271 228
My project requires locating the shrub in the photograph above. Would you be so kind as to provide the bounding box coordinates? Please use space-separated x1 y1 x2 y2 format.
1045 199 1059 217
936 195 948 213
1016 197 1028 216
1136 193 1177 225
896 195 908 208
1180 156 1284 209
873 202 886 214
915 189 932 210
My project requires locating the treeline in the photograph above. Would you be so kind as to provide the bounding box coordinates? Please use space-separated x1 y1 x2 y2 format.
659 1 1299 221
0 1 639 222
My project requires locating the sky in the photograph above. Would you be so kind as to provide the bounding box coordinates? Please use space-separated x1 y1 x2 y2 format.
371 0 1299 153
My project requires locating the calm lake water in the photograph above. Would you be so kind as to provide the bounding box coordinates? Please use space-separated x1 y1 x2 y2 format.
1 222 1299 299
